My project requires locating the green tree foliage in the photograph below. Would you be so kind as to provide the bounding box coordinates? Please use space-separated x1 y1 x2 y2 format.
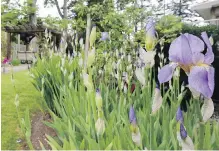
1 31 8 58
69 0 151 49
182 24 219 43
156 15 182 42
134 15 183 46
1 0 38 27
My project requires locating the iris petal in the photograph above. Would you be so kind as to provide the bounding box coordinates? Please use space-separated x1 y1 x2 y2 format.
158 63 178 84
176 107 184 123
135 68 146 86
188 66 214 98
207 66 215 94
139 47 155 67
169 34 193 65
101 32 109 41
129 106 137 124
151 88 163 114
180 123 187 139
184 33 204 53
192 52 204 64
146 18 156 39
201 32 214 64
201 98 214 122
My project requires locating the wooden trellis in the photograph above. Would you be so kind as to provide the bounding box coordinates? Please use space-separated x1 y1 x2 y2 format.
2 23 62 59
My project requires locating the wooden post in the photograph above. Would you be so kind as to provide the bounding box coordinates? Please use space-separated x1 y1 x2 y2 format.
26 44 29 63
53 35 56 51
6 32 11 59
18 34 20 52
16 34 20 59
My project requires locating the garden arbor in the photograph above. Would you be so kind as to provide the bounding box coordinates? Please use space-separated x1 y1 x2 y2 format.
3 23 62 60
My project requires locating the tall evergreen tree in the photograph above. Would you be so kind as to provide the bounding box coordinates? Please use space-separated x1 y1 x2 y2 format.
169 0 200 21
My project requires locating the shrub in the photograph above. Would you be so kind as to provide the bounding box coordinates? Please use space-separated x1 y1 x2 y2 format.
156 15 183 43
1 31 7 58
182 24 219 41
11 59 20 66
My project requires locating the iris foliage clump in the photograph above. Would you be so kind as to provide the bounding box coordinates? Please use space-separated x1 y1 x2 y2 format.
30 18 219 150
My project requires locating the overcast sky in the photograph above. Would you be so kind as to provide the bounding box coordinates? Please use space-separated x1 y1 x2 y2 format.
36 0 63 18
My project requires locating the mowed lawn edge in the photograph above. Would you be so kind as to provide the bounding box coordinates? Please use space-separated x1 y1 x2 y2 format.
1 70 43 150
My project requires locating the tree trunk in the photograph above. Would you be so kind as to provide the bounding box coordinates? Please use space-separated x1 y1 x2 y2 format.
179 0 182 16
63 0 68 19
29 0 37 26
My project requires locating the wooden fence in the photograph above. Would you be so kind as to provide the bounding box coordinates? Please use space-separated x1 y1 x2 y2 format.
11 41 38 61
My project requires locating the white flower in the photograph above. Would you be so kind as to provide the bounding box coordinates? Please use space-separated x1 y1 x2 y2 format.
139 47 155 68
132 128 142 146
135 68 146 86
128 54 132 63
82 71 93 90
87 47 95 67
189 86 200 99
201 98 214 122
95 118 105 136
151 87 163 114
177 132 194 150
123 83 128 93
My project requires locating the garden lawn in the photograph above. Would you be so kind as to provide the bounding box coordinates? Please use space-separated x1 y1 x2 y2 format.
1 71 43 150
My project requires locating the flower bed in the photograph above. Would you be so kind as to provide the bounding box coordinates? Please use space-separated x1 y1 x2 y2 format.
28 18 219 150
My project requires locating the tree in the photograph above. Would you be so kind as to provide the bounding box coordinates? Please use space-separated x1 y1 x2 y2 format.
169 0 200 21
44 0 72 19
28 0 37 25
1 0 38 27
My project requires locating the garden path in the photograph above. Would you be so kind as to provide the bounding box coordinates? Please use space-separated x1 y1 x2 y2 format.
1 64 30 73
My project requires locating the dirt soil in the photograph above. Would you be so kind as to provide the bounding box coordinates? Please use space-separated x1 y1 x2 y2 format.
29 112 57 150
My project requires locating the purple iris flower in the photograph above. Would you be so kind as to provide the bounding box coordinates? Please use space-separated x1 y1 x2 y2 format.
180 123 187 139
100 32 109 41
145 18 156 51
158 32 215 98
146 18 156 39
129 106 137 124
176 107 184 123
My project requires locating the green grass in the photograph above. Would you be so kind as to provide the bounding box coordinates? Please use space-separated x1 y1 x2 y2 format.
1 71 43 150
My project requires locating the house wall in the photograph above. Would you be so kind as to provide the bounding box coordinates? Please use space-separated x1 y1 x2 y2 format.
211 6 219 18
